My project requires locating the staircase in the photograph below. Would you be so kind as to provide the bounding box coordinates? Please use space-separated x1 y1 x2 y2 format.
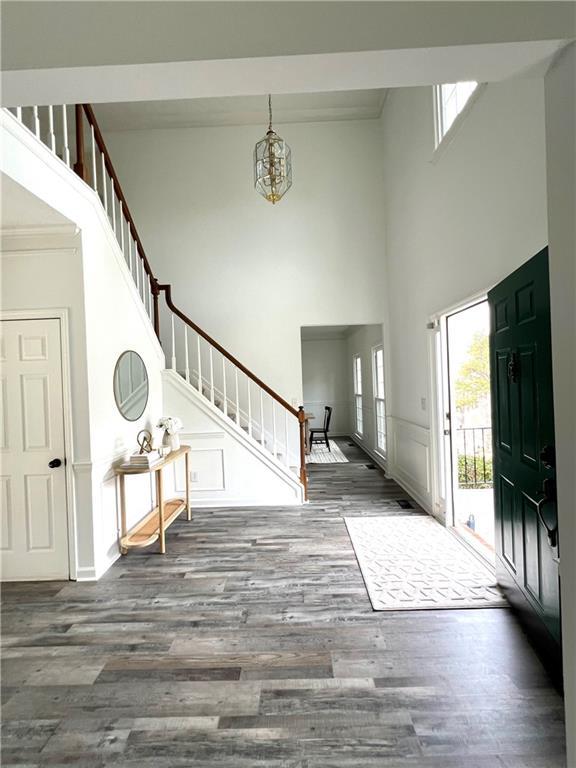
4 103 308 499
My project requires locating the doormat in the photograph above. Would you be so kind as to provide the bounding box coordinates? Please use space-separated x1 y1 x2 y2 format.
345 515 507 611
306 441 349 464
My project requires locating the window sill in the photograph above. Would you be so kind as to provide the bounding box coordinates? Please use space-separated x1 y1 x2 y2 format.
430 83 486 165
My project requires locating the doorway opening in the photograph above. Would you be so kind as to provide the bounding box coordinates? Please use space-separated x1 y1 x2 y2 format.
444 300 495 563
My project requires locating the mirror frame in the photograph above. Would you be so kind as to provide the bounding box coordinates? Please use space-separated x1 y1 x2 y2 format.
113 350 149 422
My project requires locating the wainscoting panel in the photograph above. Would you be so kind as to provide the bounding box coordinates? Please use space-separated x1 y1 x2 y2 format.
387 417 432 513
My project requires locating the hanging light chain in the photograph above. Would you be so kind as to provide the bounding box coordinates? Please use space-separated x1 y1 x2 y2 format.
268 93 273 132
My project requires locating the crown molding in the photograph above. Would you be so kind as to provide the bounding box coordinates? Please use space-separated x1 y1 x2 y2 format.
0 223 80 239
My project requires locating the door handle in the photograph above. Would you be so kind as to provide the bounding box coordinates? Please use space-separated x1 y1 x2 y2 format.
48 458 62 469
535 477 558 548
539 444 556 470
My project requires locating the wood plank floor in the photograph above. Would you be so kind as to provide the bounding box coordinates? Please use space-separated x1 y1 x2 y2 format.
1 439 566 767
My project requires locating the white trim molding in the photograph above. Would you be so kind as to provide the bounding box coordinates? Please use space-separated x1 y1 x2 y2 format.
0 307 78 579
386 416 434 515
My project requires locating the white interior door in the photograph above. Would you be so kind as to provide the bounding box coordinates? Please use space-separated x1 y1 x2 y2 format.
1 318 69 580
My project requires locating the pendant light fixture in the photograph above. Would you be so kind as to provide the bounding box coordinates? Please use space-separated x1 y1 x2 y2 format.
254 94 292 204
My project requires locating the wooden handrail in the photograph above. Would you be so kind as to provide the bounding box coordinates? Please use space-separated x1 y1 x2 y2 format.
69 102 307 496
80 104 155 281
157 283 299 418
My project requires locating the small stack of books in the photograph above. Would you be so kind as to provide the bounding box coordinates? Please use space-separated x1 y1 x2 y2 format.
121 451 162 470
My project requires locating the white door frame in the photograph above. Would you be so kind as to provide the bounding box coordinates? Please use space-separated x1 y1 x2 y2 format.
1 308 77 580
428 288 491 527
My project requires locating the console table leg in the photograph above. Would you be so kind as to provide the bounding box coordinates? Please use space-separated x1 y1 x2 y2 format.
157 469 166 554
119 474 127 555
185 452 191 520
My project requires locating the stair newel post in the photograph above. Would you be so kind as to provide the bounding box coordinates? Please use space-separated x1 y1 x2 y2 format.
151 278 161 341
298 406 308 500
73 104 87 181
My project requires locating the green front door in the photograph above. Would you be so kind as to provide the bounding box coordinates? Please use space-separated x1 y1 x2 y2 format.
488 248 561 647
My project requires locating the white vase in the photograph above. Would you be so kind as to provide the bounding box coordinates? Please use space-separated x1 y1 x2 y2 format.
168 432 181 451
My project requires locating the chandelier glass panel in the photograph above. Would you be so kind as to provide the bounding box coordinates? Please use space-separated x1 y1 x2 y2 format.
254 95 292 204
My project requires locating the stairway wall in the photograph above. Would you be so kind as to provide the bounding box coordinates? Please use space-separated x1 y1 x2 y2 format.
163 370 304 507
104 118 388 407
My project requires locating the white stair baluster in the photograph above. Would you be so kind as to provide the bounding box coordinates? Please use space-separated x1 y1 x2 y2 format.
235 368 240 426
90 123 97 192
247 379 252 437
209 347 214 403
171 315 176 370
120 209 125 255
222 356 227 416
284 410 289 467
100 152 108 212
48 106 56 153
32 106 40 138
272 400 277 457
128 236 134 276
197 335 202 394
135 250 141 293
62 106 70 166
111 190 116 233
139 257 145 303
260 390 265 446
148 282 153 319
15 106 22 121
184 327 190 383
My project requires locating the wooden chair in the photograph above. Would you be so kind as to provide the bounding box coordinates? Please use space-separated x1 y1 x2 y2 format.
309 406 333 451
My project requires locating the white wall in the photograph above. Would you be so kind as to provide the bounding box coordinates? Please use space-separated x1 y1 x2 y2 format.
163 370 303 507
346 324 385 464
544 43 576 767
379 78 548 507
105 119 387 405
1 110 165 579
301 336 350 435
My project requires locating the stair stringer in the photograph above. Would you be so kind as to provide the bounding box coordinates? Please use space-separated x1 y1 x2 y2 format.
162 369 305 507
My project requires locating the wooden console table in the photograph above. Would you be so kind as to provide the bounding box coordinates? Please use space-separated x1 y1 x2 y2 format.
116 445 191 555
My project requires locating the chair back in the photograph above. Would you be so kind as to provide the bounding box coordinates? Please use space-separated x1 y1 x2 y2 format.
323 406 333 431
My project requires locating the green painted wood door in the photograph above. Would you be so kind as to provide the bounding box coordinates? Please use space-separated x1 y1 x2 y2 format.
488 248 561 645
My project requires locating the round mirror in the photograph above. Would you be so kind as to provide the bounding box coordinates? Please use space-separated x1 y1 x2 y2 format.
113 351 149 421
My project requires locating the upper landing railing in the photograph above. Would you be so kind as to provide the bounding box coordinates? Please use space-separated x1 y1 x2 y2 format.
5 104 308 497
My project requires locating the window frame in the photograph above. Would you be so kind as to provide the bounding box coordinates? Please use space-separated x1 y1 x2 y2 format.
353 354 363 437
372 345 387 456
433 81 481 151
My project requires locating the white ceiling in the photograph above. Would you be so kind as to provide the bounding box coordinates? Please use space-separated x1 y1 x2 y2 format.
93 90 387 131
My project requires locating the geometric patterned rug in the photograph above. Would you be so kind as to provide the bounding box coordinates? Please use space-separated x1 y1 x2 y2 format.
345 515 507 610
306 440 349 464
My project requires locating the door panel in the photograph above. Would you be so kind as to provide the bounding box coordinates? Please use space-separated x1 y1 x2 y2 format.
489 248 561 650
495 350 513 453
499 474 516 571
0 318 69 580
518 345 539 466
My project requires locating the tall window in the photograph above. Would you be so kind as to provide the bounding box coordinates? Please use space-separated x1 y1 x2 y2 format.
435 81 478 145
353 354 363 436
373 346 386 454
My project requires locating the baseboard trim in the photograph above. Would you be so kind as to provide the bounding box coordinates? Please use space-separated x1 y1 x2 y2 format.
75 565 98 581
387 465 433 513
348 434 387 473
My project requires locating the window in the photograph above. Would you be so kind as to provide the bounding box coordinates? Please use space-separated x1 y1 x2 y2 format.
435 81 478 145
353 354 363 435
373 346 386 454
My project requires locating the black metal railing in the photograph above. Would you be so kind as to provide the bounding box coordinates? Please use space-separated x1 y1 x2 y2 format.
456 427 493 489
